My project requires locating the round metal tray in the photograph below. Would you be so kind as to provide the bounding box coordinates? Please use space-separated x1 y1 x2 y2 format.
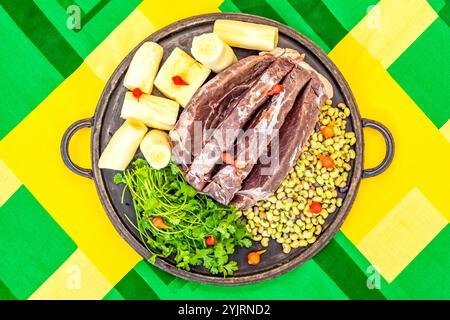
61 13 394 285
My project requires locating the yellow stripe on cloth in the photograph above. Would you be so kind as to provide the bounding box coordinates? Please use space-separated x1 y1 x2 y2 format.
0 63 141 285
358 188 447 283
85 8 156 83
440 119 450 143
351 0 437 68
138 0 222 29
329 34 450 244
0 158 21 207
29 249 112 300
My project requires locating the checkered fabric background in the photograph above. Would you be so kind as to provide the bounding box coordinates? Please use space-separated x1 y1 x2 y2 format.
0 0 449 300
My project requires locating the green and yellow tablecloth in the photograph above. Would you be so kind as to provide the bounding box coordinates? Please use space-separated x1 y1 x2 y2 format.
0 0 449 300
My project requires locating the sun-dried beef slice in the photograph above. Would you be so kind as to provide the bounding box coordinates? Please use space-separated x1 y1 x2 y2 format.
170 54 275 172
203 66 311 205
231 75 326 209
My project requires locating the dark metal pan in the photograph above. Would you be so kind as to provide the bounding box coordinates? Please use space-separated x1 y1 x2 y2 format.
61 13 394 285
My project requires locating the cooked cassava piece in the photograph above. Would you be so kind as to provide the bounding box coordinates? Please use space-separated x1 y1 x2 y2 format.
123 42 163 94
154 47 210 107
99 119 148 171
191 33 237 73
213 19 279 51
120 92 179 130
140 129 171 169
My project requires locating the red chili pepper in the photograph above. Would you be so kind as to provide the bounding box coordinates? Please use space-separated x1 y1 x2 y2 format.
205 235 216 246
267 84 284 95
310 202 322 214
172 75 189 85
319 154 334 168
132 88 143 100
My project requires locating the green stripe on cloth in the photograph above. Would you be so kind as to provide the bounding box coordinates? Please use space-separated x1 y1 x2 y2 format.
265 0 330 52
314 235 386 300
231 0 287 24
56 0 100 25
114 268 160 300
322 0 380 31
0 278 16 300
334 231 389 297
69 0 101 12
426 0 446 13
0 186 77 299
142 261 176 286
0 0 83 78
56 0 111 27
102 287 125 300
438 1 450 26
78 0 110 29
133 260 178 298
34 0 142 58
57 0 85 13
383 225 450 299
219 0 241 13
0 7 63 140
224 0 330 52
187 259 348 299
388 18 450 128
287 0 347 49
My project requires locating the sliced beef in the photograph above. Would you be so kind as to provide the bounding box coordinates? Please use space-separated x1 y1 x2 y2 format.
186 58 295 191
170 54 275 172
231 74 326 209
202 66 311 205
262 48 333 98
203 79 257 143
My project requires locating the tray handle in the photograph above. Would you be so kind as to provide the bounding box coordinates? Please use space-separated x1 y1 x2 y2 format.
61 118 94 179
362 118 394 178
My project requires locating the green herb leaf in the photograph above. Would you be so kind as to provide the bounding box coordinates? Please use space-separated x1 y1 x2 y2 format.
117 159 252 276
113 173 124 184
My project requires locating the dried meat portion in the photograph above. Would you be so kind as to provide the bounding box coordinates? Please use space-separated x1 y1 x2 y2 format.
170 54 275 172
203 66 311 205
186 58 295 191
231 74 326 209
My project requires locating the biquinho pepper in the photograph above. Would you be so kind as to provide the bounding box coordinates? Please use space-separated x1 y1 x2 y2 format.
310 202 322 214
132 88 143 100
152 216 170 229
247 250 266 265
172 75 189 85
321 124 334 138
205 235 216 246
319 154 334 169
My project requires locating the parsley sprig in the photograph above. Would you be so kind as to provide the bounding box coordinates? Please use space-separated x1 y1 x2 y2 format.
114 159 251 276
